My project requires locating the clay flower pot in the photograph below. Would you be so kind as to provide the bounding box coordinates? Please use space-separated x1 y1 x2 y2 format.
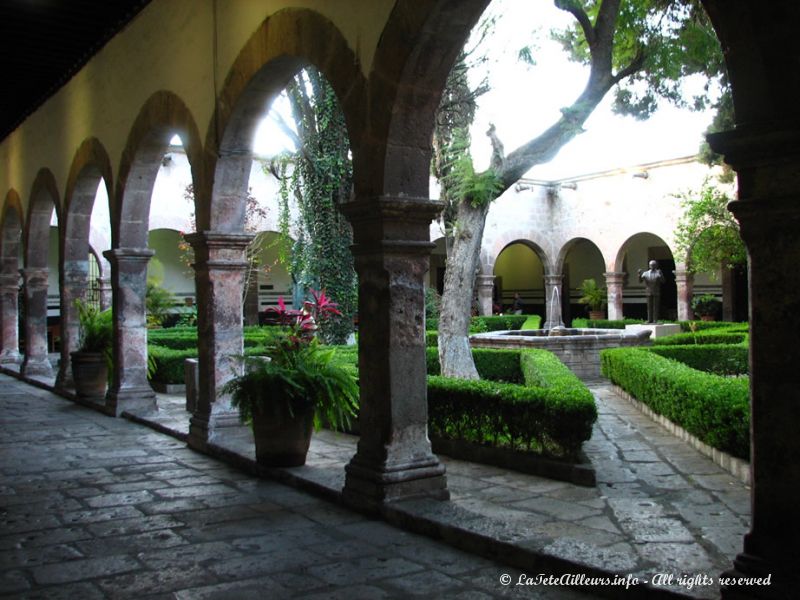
70 351 108 401
251 401 314 467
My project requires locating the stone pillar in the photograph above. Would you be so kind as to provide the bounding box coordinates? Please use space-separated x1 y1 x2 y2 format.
55 265 89 390
97 276 112 311
186 232 252 450
709 127 800 599
475 274 495 316
340 197 448 510
103 248 156 416
0 273 21 365
20 267 53 377
604 272 625 321
674 269 694 322
543 274 564 329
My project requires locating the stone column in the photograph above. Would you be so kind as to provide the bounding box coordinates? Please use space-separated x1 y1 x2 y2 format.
20 267 53 377
97 276 112 311
604 272 625 321
674 269 694 322
0 273 21 365
709 127 800 599
186 232 252 450
543 274 564 329
103 248 156 416
55 264 89 390
340 197 448 510
475 274 495 316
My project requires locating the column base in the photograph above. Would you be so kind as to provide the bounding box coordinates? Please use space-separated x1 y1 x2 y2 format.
54 365 74 392
21 356 54 378
342 455 449 512
105 386 157 417
721 552 794 599
187 410 248 452
0 350 21 366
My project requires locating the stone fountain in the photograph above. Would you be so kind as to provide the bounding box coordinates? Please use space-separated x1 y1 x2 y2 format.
471 288 652 380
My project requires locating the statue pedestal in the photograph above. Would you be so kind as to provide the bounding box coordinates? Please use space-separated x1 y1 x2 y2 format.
625 323 681 339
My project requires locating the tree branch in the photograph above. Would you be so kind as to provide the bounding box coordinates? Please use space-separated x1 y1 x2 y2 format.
555 0 595 47
612 48 646 85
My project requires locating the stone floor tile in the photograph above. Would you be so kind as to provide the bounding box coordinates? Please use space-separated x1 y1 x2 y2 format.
31 554 141 585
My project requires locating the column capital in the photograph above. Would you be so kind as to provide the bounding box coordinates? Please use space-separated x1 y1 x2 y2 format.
604 271 625 282
673 269 692 281
341 196 443 253
476 274 495 287
103 247 155 264
185 231 254 251
543 273 563 285
708 124 800 169
0 273 20 291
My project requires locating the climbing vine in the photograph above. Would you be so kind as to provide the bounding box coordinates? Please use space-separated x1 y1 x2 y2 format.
270 69 356 345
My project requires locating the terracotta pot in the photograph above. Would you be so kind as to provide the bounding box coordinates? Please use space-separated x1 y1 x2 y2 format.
589 310 605 321
251 401 314 467
700 315 716 322
70 351 108 400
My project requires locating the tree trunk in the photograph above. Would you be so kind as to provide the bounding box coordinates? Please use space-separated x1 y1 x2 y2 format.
438 200 490 379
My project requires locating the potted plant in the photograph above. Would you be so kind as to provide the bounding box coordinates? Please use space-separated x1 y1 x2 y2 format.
578 278 607 321
223 290 358 466
692 293 721 321
71 299 113 400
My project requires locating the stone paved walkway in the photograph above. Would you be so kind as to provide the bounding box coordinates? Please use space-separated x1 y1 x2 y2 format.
0 369 751 599
0 374 591 599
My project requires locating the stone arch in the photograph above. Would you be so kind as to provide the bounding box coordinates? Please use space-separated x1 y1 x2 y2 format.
21 169 61 376
482 232 553 275
25 168 60 268
362 0 490 198
116 91 203 248
556 237 608 323
206 8 365 232
0 190 24 364
105 91 202 415
615 231 677 321
57 138 115 389
492 239 551 316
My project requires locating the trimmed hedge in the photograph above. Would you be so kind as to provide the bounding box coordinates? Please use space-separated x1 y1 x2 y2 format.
147 326 289 350
601 347 749 459
571 318 645 329
426 315 529 333
148 342 280 384
428 349 596 460
677 320 747 332
653 331 747 346
426 347 523 383
648 344 748 376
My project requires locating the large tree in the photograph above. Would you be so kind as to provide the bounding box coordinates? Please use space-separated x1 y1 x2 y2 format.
437 0 726 379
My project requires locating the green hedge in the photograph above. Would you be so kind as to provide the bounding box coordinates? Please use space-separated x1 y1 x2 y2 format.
428 349 596 460
571 318 645 329
426 347 523 383
648 344 748 376
601 347 749 459
426 315 529 333
677 321 747 332
148 342 282 384
653 331 747 346
147 326 289 350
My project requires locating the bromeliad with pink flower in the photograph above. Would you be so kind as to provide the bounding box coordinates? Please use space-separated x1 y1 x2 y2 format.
268 289 342 351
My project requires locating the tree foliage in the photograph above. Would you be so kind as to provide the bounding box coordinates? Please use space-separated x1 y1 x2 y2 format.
271 69 356 345
674 180 745 275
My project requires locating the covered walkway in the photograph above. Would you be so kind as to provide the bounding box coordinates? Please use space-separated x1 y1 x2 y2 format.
0 373 749 598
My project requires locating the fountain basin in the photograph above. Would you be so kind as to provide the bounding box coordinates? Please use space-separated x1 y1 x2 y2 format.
470 328 652 380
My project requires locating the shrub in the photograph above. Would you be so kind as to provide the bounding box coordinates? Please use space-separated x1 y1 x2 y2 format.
426 315 528 333
677 320 747 332
425 347 523 383
601 347 749 459
653 331 747 346
426 331 438 347
521 315 542 330
571 318 644 329
648 344 748 376
148 345 197 384
428 349 596 460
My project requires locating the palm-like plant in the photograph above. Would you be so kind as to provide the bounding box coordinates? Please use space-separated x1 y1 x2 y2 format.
578 278 607 312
